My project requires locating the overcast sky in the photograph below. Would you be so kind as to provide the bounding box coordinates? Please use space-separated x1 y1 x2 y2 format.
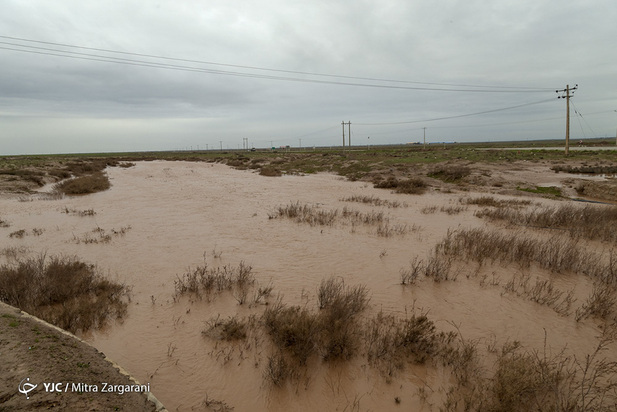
1 1 616 155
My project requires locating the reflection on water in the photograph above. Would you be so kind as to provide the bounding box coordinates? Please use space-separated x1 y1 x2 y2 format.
0 161 610 411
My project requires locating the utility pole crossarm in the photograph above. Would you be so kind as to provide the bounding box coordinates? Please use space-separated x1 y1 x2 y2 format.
556 84 578 156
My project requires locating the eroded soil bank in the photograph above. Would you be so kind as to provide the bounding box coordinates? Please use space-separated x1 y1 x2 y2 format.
1 160 616 411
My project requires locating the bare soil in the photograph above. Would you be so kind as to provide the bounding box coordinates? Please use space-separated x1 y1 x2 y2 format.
0 302 162 411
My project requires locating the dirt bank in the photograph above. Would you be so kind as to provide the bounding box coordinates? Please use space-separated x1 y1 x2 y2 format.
0 302 165 411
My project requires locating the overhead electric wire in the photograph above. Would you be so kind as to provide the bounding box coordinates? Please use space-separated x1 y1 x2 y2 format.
354 98 555 126
0 35 555 93
571 101 599 138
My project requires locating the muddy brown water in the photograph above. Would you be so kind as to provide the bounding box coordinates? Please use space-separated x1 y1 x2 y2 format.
0 161 611 411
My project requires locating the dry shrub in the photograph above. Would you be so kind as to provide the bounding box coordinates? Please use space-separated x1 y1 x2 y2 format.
263 302 320 365
0 255 129 333
259 166 282 177
9 229 26 238
444 334 617 412
476 203 617 243
341 195 406 208
435 228 617 285
428 165 471 182
270 202 407 234
462 196 532 208
503 273 575 316
424 253 455 282
374 177 428 194
575 283 617 322
54 172 111 195
203 315 248 341
173 261 255 303
400 257 425 285
365 311 455 378
264 352 293 386
263 277 369 370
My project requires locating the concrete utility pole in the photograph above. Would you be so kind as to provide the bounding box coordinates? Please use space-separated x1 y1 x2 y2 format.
557 84 577 156
348 121 351 147
423 127 427 149
342 121 351 149
614 110 617 147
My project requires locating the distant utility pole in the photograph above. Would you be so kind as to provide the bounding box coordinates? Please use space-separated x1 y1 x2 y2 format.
556 84 577 155
219 141 223 151
614 110 617 147
348 121 351 147
423 127 427 149
342 121 351 149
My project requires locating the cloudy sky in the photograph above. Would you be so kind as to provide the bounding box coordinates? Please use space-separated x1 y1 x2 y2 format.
1 1 616 155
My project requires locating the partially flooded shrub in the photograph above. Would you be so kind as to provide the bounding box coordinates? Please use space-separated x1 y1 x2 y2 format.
203 315 248 341
173 261 255 303
54 172 111 195
476 203 617 243
263 302 319 365
264 352 292 387
0 255 129 333
575 283 617 322
400 257 424 285
366 311 456 378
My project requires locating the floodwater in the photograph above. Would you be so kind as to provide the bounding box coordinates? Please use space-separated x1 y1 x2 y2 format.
0 161 611 411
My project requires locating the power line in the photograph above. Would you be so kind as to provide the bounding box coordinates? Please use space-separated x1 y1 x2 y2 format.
0 35 555 93
354 98 555 126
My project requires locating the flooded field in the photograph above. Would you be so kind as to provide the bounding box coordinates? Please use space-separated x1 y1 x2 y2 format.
1 160 616 411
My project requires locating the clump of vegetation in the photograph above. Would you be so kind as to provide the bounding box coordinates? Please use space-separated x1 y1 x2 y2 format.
62 207 96 216
262 277 369 373
461 196 532 208
341 195 407 208
0 169 46 186
269 202 406 235
476 203 617 243
54 172 111 195
516 185 562 197
444 334 617 412
400 257 424 285
503 273 575 316
203 315 249 341
434 228 617 285
428 165 471 182
374 177 428 194
365 311 456 377
552 164 617 174
0 217 10 228
9 229 26 238
72 226 131 244
575 283 617 322
0 255 130 333
173 261 256 304
259 166 282 177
